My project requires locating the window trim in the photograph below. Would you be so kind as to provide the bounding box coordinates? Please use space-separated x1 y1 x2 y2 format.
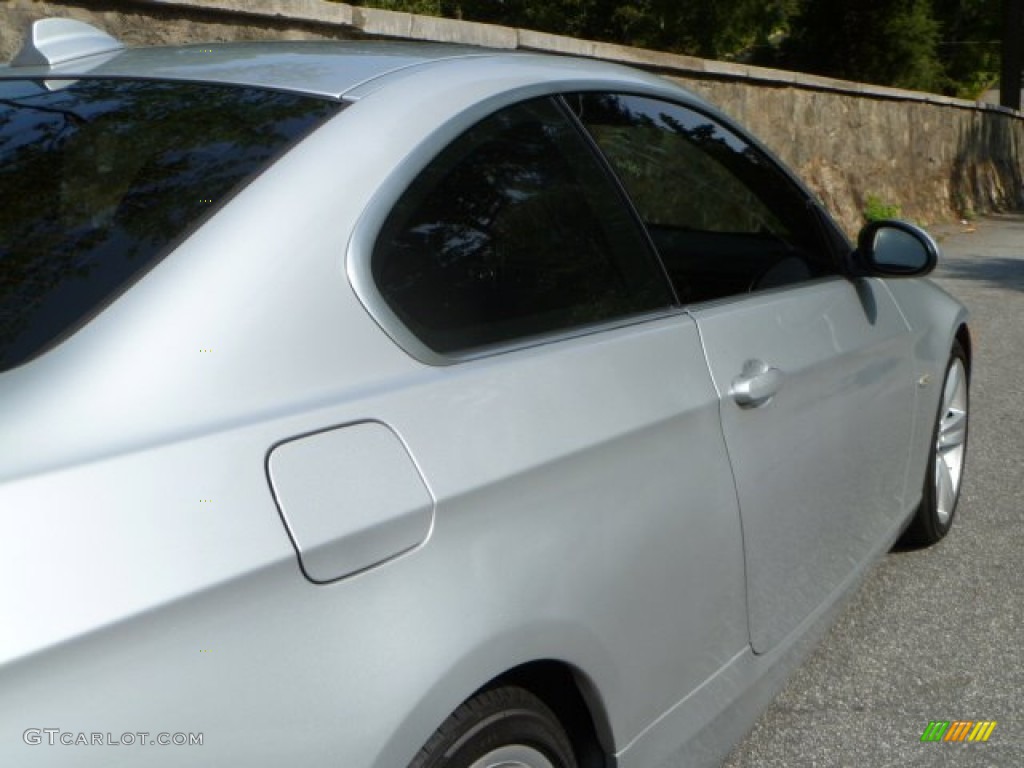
554 94 681 308
562 91 849 294
347 92 680 366
346 84 852 366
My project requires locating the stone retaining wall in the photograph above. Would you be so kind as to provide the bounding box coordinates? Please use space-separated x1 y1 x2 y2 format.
4 0 1023 234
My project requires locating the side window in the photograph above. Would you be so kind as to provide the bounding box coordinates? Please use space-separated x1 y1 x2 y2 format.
568 93 838 304
371 97 673 355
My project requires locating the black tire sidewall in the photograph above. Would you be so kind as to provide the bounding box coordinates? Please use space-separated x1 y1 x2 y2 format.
410 686 577 768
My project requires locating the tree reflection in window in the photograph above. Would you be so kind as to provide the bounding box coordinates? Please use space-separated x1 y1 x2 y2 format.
0 79 339 371
569 93 833 302
373 97 671 354
568 92 797 236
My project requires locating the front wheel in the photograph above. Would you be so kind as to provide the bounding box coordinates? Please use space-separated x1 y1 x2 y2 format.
409 686 577 768
899 340 969 547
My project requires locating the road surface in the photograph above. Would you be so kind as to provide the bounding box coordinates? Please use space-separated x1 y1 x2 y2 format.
723 214 1024 767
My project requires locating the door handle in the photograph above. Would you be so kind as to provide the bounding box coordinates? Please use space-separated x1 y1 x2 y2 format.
731 359 784 408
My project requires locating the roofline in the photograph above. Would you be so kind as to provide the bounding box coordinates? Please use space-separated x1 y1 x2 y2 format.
1 34 513 101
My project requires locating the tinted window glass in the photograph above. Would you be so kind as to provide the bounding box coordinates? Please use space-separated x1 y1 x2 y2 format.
0 79 340 372
569 93 836 304
372 97 672 354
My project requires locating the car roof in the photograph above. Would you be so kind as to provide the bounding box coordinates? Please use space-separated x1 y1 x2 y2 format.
0 18 695 104
0 38 513 100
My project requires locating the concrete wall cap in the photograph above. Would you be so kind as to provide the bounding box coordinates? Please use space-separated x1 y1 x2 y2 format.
127 0 1021 116
146 0 354 26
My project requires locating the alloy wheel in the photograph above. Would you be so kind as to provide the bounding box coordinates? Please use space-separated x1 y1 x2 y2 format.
935 357 968 525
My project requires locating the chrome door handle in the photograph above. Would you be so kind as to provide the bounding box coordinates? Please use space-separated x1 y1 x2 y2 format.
731 359 784 408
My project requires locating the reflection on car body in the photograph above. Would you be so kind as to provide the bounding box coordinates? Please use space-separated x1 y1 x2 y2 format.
0 18 970 768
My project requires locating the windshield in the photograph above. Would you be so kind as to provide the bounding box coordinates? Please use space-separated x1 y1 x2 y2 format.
0 78 340 372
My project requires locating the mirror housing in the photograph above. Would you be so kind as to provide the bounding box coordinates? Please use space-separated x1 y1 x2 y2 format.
851 220 939 277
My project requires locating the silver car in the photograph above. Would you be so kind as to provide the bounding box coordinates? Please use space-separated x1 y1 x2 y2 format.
0 18 970 768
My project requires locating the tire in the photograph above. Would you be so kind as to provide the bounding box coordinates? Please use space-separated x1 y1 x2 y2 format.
899 340 969 547
409 686 578 768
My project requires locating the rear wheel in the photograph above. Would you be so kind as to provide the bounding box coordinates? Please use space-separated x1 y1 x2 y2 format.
409 686 577 768
899 340 969 547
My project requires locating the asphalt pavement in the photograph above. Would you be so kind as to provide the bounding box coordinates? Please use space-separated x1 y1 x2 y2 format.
723 214 1024 767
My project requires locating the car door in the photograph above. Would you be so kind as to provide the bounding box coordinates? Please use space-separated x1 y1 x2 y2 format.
573 92 918 654
352 95 751 740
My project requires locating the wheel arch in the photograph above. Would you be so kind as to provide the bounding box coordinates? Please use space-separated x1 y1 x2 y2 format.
370 619 623 768
489 659 616 768
955 322 972 375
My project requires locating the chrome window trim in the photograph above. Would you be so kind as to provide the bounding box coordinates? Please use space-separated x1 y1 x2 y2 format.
345 79 851 367
349 219 686 367
345 82 686 367
682 274 853 314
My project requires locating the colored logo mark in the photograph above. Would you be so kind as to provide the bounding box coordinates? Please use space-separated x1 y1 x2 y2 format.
921 720 996 742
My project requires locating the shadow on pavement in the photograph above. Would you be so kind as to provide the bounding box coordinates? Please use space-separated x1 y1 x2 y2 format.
931 212 1024 292
940 256 1024 292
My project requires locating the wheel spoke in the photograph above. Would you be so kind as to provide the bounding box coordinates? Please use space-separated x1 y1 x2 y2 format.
935 449 956 524
939 408 967 450
933 356 967 525
941 361 963 413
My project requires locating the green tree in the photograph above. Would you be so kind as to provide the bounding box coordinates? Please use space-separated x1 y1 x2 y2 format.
347 0 446 13
932 0 1001 97
346 0 1006 97
782 0 944 91
344 0 794 60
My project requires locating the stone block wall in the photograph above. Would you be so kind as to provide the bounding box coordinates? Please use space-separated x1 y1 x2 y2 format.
3 0 1023 235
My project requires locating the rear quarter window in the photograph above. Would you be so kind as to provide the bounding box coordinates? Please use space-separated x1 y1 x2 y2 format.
371 96 673 355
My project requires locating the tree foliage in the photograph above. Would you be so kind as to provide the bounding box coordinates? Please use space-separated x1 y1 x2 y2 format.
344 0 1004 97
781 0 944 92
932 0 1001 97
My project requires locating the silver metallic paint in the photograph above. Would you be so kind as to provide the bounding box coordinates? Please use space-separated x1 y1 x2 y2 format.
268 421 435 582
0 37 970 768
691 277 917 653
1 40 497 99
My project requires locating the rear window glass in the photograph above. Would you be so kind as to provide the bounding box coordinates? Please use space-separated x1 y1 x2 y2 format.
0 78 340 372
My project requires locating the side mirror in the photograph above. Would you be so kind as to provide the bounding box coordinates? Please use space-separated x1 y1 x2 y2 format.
853 220 939 277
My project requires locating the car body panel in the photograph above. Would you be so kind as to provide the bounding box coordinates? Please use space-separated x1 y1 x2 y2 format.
0 315 749 767
690 276 917 653
879 278 972 511
0 27 970 768
0 73 749 763
268 421 435 582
